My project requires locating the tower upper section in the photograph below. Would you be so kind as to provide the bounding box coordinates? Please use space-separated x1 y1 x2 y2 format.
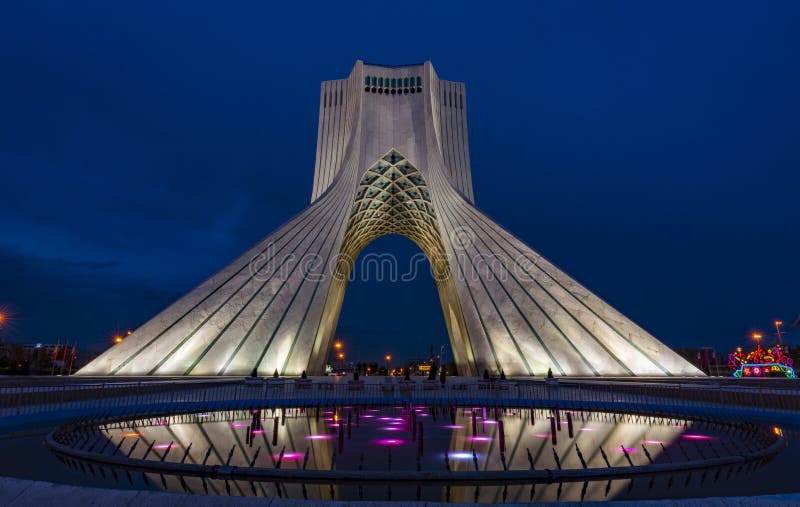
311 61 474 203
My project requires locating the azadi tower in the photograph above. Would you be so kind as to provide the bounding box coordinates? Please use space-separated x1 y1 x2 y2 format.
79 61 701 377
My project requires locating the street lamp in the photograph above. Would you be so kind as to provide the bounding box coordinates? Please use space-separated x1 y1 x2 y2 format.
334 341 342 350
385 355 391 374
775 321 784 345
114 336 123 344
752 332 763 346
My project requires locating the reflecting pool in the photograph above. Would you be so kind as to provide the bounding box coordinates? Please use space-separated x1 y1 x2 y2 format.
41 405 789 503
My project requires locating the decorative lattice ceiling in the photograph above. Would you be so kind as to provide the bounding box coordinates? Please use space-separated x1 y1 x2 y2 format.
339 149 449 278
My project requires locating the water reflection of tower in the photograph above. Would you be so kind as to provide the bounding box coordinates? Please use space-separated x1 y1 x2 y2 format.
445 408 681 503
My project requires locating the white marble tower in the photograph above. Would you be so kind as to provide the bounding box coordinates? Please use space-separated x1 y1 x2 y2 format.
78 61 702 377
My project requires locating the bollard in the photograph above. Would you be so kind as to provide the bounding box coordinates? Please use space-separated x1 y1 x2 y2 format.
641 444 653 464
552 447 562 470
160 441 174 462
621 445 634 466
530 406 535 425
276 446 285 468
338 421 344 454
272 416 279 446
575 443 587 469
250 446 261 467
526 448 534 470
550 417 557 445
599 446 611 467
347 412 352 440
498 420 506 452
555 408 561 431
471 410 477 435
567 411 573 438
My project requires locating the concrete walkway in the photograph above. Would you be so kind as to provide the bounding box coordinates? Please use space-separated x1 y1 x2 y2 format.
0 477 798 506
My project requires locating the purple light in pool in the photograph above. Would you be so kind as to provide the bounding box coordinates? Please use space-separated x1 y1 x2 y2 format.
482 420 498 424
275 452 304 460
682 434 715 440
374 438 405 446
153 443 175 449
323 411 334 415
361 414 375 418
230 423 248 428
378 417 393 421
252 430 265 434
305 434 332 440
379 426 403 431
443 425 463 429
614 447 638 453
466 436 492 442
534 433 552 438
643 440 663 445
579 428 595 432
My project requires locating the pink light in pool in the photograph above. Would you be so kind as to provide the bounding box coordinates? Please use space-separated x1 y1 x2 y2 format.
323 411 334 415
418 413 429 417
534 433 552 438
671 425 688 429
305 434 332 440
252 430 265 434
682 434 715 440
466 436 492 442
374 439 405 446
275 452 304 460
443 425 463 429
614 447 638 453
379 426 403 431
378 417 393 421
230 423 248 428
482 420 498 424
643 440 663 445
153 443 175 449
154 421 169 426
361 414 375 418
579 428 594 432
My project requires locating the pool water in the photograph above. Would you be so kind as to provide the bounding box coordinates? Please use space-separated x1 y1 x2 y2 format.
21 405 800 502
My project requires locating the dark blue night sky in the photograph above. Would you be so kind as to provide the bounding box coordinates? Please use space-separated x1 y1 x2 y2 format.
1 2 798 362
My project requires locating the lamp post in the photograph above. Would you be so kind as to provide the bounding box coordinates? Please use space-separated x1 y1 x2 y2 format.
775 321 784 345
385 355 391 375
